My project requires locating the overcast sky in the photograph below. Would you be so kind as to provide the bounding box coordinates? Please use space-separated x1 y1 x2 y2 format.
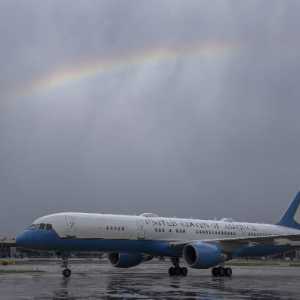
1 1 300 235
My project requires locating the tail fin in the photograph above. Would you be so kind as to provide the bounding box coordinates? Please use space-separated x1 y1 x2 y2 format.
277 192 300 230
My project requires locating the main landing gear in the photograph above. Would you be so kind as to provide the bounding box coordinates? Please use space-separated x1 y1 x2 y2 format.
61 255 72 278
211 266 232 277
168 258 188 277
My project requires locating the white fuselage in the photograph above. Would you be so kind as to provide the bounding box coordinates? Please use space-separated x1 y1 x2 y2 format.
33 212 299 242
16 192 300 277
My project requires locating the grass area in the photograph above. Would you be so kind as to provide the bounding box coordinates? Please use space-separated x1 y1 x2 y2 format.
0 259 45 273
226 259 300 267
0 260 16 266
0 269 45 274
226 260 281 267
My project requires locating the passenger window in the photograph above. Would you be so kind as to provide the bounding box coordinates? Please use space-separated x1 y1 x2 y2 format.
39 224 46 230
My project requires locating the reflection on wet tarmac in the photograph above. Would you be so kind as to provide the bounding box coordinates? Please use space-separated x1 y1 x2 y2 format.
0 262 299 299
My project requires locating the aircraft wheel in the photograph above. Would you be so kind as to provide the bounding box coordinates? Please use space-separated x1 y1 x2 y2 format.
212 267 220 277
168 267 176 276
174 267 181 276
181 267 188 277
224 267 232 277
169 266 187 276
62 268 72 278
218 267 225 277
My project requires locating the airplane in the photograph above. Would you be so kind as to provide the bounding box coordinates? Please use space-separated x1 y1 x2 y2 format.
16 191 300 278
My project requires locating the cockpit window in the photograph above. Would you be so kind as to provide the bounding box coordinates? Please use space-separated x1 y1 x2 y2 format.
46 224 52 230
28 223 53 231
28 224 39 230
39 223 46 230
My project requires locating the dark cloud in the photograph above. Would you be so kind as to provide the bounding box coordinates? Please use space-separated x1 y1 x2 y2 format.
1 1 300 235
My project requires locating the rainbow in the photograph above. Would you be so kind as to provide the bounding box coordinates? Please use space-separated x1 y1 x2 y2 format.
20 40 239 95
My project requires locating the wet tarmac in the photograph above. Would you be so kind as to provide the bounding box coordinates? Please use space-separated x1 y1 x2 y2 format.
0 261 300 299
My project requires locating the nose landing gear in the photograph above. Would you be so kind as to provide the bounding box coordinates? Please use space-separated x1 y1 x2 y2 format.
62 268 72 278
61 255 72 278
168 258 188 277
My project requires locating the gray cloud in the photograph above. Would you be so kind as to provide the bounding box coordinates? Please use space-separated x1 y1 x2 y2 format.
1 1 300 235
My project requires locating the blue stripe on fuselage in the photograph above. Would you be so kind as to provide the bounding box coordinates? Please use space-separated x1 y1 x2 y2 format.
16 229 293 258
16 229 180 257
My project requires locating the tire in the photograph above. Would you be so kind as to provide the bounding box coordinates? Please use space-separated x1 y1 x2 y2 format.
168 267 175 276
218 267 225 277
225 267 232 277
212 267 219 277
181 267 188 277
62 268 71 278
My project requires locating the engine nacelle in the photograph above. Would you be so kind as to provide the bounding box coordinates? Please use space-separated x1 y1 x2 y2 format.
183 242 225 269
108 252 145 268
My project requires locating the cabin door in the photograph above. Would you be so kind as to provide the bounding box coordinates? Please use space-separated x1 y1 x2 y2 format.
65 215 77 238
136 219 145 240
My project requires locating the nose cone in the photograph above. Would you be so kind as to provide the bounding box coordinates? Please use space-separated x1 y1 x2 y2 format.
16 231 33 248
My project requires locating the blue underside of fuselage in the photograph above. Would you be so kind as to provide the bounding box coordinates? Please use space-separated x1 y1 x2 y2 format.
16 229 292 259
17 229 181 257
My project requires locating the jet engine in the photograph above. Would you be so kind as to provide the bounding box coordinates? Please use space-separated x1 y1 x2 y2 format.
183 242 226 269
108 252 152 268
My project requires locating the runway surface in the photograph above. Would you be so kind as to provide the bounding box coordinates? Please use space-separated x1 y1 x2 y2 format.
0 260 300 299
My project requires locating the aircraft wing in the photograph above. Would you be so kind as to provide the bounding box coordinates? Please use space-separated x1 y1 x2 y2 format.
169 233 300 253
218 233 300 253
